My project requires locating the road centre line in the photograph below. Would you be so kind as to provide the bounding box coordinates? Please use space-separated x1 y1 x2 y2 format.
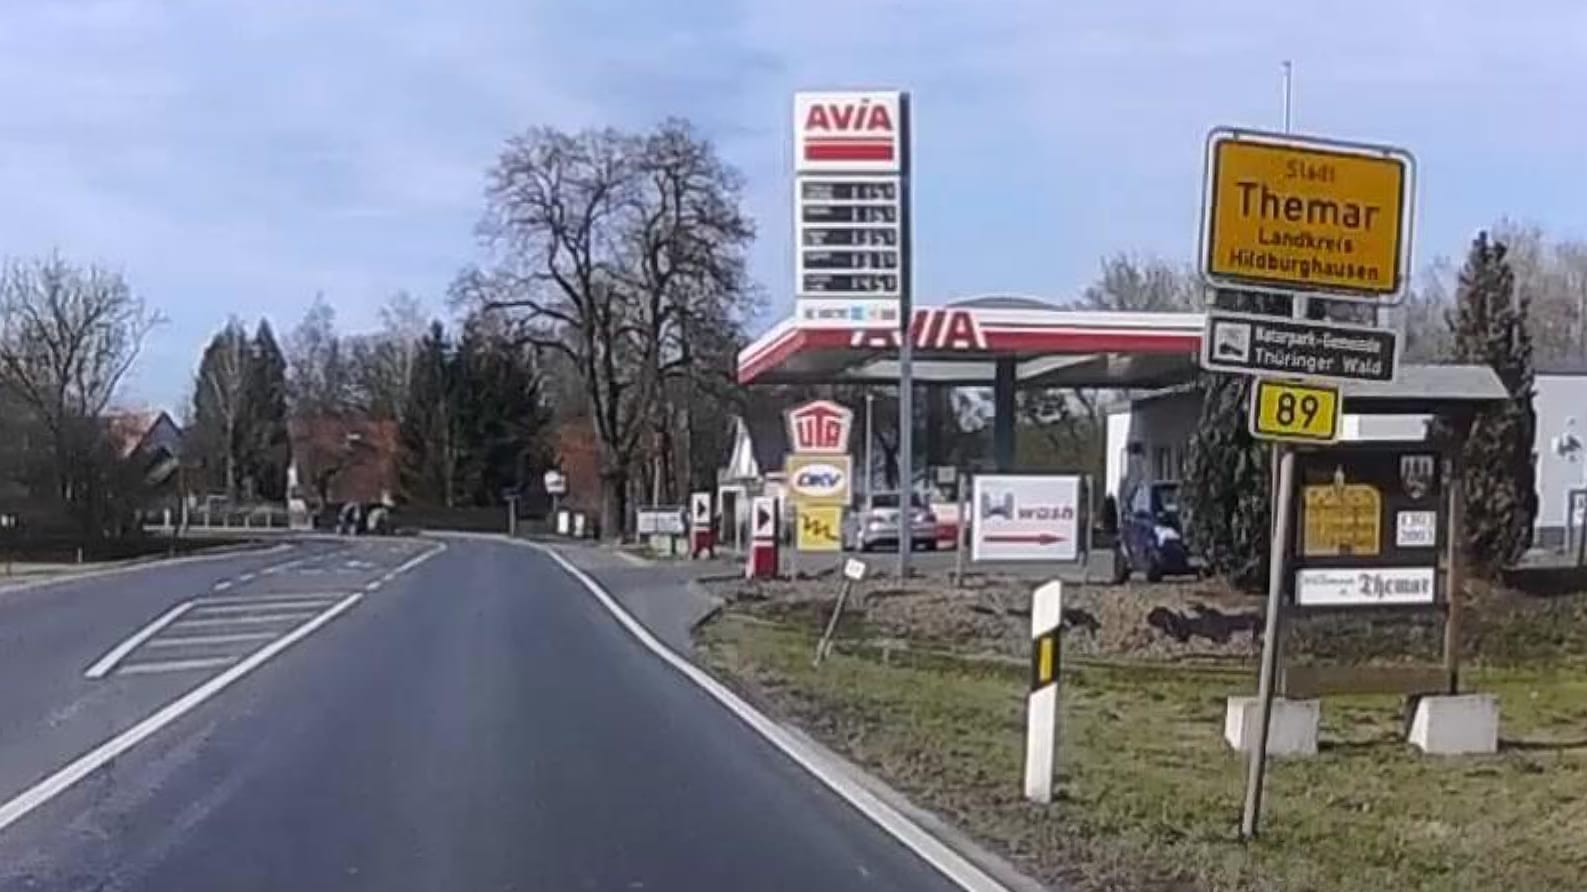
363 581 382 592
212 581 233 592
238 573 257 582
0 592 362 836
84 601 196 679
171 613 321 628
118 656 237 676
532 543 1011 892
145 631 278 647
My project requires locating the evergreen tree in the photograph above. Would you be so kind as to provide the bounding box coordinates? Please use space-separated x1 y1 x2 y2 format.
1181 291 1289 591
190 320 250 497
1444 232 1538 573
397 322 461 506
243 319 291 500
454 320 552 506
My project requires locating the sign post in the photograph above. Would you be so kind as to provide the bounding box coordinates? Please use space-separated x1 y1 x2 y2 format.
1240 449 1295 839
1024 580 1063 803
793 89 909 578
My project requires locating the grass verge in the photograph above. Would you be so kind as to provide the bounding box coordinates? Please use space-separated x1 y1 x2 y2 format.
699 611 1587 892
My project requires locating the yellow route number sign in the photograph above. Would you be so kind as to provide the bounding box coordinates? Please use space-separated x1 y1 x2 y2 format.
1201 130 1413 299
1249 379 1341 443
797 504 844 553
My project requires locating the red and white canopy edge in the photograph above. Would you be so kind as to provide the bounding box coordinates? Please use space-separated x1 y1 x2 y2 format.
737 296 1205 389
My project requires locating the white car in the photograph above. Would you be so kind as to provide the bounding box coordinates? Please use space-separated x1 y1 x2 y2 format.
845 492 938 551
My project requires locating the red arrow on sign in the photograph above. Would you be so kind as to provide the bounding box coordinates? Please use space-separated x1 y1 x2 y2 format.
984 533 1067 545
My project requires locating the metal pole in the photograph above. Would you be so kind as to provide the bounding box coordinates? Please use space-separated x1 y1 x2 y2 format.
897 92 914 581
1442 449 1466 694
865 393 875 510
954 481 969 588
1281 60 1293 133
1241 446 1295 840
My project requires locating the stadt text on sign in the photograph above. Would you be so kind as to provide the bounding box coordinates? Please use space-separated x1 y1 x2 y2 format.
1202 311 1398 382
1202 130 1412 298
1302 483 1382 557
796 504 844 552
1250 379 1341 443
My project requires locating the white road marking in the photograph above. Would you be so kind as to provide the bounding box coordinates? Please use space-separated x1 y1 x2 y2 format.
532 543 1010 892
84 602 197 679
212 581 233 592
613 550 650 567
145 631 278 647
171 613 320 628
117 656 238 675
363 580 382 592
386 545 445 578
187 600 338 615
0 543 294 598
238 573 257 583
0 592 362 835
194 592 352 605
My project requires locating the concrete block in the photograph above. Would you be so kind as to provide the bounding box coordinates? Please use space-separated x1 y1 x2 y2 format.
1409 694 1499 755
1223 696 1319 757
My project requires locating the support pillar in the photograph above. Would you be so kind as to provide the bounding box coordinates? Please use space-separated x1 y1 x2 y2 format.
993 358 1017 471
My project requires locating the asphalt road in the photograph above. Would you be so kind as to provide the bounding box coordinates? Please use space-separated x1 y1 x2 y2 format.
0 535 969 891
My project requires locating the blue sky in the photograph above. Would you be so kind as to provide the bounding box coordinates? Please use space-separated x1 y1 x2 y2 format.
3 0 1585 411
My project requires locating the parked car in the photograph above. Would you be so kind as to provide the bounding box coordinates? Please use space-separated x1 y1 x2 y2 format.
846 492 938 552
1113 481 1197 582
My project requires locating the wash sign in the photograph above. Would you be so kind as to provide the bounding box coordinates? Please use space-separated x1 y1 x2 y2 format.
971 474 1083 563
1200 130 1414 300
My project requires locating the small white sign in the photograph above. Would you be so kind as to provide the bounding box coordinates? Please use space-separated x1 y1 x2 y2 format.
1295 566 1436 607
543 470 567 495
636 508 686 536
971 474 1083 563
1395 510 1437 548
843 558 866 581
751 496 777 540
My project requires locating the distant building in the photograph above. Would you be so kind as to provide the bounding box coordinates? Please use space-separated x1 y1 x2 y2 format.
287 416 397 507
105 410 184 488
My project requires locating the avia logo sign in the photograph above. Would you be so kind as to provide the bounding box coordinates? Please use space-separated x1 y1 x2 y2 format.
794 90 903 174
786 400 854 454
849 308 988 351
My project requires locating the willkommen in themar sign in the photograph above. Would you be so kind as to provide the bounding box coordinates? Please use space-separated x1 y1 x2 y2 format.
971 475 1083 563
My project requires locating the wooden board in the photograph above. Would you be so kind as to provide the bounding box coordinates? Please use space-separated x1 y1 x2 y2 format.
1280 664 1448 698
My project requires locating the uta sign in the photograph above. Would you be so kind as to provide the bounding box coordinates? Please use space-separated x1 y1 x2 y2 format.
1200 129 1414 300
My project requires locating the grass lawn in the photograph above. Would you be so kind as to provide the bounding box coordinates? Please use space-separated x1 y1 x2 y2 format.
699 612 1587 892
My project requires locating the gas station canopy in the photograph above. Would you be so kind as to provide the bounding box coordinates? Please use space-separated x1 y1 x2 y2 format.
737 296 1205 389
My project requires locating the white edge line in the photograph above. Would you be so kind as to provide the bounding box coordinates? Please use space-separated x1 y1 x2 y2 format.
530 543 1009 892
84 601 196 679
0 592 363 834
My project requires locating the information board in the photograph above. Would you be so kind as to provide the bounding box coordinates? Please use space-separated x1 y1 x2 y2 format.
971 474 1083 563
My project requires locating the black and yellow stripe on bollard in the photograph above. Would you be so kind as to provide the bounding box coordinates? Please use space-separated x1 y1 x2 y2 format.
1029 628 1059 692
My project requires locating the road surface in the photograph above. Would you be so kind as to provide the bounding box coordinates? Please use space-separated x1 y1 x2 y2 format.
0 536 970 891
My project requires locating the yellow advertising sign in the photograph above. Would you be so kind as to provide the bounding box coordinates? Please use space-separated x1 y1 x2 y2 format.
785 453 852 505
1250 379 1341 443
1302 483 1382 556
797 504 844 552
1202 130 1412 298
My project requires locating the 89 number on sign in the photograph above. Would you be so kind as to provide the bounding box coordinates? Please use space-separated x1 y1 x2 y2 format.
1250 379 1341 443
1274 392 1319 427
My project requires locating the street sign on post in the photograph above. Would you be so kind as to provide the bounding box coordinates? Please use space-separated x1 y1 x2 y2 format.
971 475 1083 563
1200 129 1415 301
1202 311 1398 382
1249 379 1341 444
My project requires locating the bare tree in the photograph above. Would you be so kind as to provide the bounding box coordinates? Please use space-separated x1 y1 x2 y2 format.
286 294 351 418
347 291 428 419
1070 253 1200 313
0 254 160 525
457 120 757 538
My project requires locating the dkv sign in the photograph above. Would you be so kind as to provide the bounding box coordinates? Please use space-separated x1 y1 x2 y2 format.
785 454 852 505
794 91 903 174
